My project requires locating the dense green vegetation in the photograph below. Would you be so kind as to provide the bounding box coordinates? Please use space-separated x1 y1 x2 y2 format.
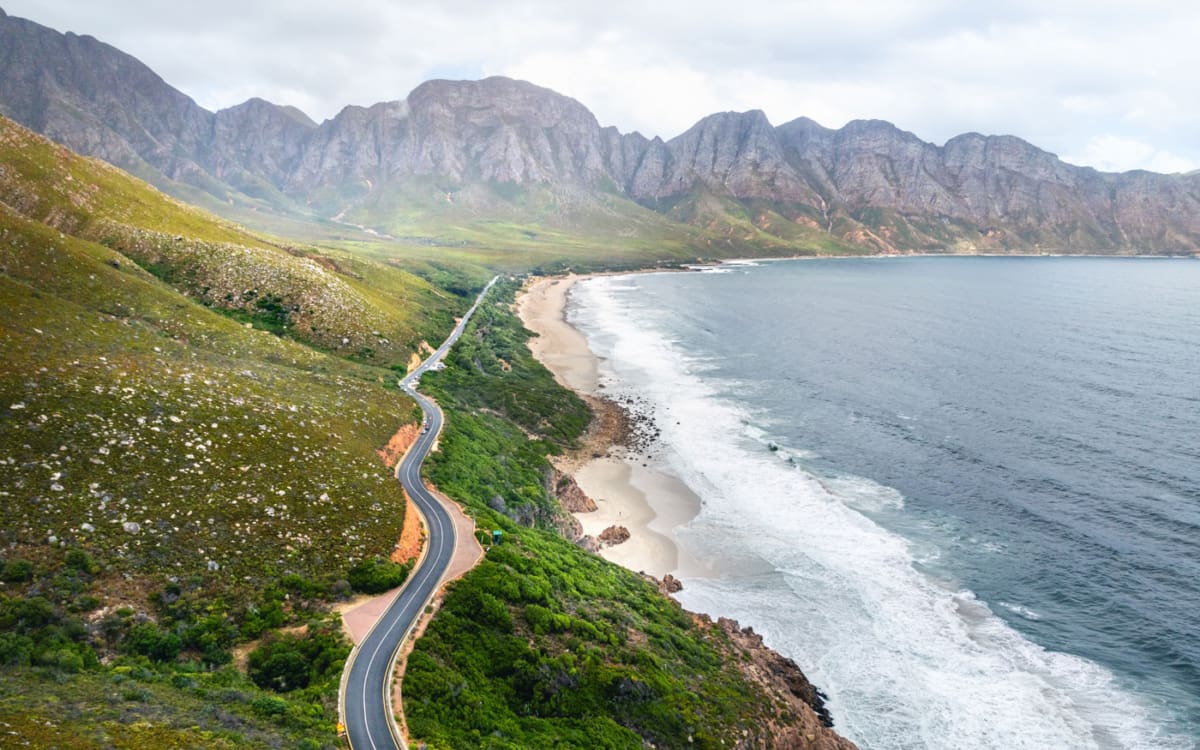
246 616 348 694
347 556 414 595
0 545 351 748
427 278 590 447
421 279 589 528
406 285 798 748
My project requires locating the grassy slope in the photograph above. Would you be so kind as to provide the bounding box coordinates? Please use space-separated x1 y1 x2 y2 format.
0 117 461 365
306 176 867 275
0 209 417 593
0 119 458 748
405 283 817 749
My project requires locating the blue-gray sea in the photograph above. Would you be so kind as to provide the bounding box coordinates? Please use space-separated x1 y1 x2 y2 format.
569 257 1200 750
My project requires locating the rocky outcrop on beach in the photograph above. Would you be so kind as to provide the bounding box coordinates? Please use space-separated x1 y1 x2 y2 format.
551 470 597 512
708 615 859 749
661 573 683 594
598 525 631 546
556 512 584 543
5 8 1200 254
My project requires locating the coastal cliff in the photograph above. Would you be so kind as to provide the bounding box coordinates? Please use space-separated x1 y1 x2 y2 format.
714 616 857 750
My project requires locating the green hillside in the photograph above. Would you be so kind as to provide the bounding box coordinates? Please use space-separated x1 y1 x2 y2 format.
0 118 460 748
0 118 462 366
322 177 867 275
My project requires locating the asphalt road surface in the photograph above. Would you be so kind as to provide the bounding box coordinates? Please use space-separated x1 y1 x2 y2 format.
341 276 498 750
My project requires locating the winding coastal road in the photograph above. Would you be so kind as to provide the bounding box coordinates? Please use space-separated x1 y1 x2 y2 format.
341 275 498 750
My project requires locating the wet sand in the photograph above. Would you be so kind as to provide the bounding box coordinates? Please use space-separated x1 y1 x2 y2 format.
519 275 709 579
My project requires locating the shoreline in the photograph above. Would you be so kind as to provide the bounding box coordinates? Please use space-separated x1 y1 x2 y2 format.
517 275 710 580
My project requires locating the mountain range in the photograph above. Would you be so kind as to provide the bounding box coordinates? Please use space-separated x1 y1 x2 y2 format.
3 6 1199 256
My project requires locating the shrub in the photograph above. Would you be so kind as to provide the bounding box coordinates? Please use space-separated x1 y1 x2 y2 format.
249 641 311 692
45 648 85 674
251 695 290 717
247 618 349 694
1 559 34 583
347 557 411 595
0 596 56 632
0 632 33 667
64 549 99 575
123 622 182 662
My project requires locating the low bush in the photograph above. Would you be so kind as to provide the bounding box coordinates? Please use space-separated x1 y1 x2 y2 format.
247 616 349 695
347 557 413 594
0 559 34 584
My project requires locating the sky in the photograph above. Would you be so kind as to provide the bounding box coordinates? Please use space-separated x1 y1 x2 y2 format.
7 0 1199 174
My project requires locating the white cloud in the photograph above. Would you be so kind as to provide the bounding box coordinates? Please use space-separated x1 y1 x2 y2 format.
1064 135 1198 174
5 0 1200 173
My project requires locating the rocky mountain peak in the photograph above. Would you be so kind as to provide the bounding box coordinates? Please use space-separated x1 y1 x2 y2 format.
834 119 928 153
409 76 595 125
401 76 610 184
220 97 317 129
0 10 211 184
208 97 318 186
777 116 833 143
647 109 817 202
3 8 1199 254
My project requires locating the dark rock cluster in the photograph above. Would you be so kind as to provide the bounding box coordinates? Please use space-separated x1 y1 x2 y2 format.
611 393 661 457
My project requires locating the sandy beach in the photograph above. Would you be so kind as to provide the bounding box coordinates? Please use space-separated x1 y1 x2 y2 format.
518 275 710 580
516 275 600 394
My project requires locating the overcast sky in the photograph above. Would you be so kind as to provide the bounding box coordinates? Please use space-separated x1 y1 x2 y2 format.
7 0 1199 173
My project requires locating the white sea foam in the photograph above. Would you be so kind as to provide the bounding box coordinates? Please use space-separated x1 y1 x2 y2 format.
999 601 1045 621
820 474 907 512
571 275 1194 750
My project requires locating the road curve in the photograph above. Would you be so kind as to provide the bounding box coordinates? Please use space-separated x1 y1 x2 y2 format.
341 275 499 750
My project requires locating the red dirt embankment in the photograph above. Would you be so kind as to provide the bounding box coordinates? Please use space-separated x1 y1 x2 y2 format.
377 423 425 564
390 490 424 565
377 422 420 469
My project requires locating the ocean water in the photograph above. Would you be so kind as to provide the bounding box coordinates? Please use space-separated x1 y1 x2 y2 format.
569 257 1200 750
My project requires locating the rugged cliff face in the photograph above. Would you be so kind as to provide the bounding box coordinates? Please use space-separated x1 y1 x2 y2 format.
285 77 614 207
712 616 859 750
0 10 212 183
208 97 316 190
3 8 1199 254
0 9 313 202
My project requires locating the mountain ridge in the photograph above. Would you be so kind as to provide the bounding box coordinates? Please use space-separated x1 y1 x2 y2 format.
2 8 1198 255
